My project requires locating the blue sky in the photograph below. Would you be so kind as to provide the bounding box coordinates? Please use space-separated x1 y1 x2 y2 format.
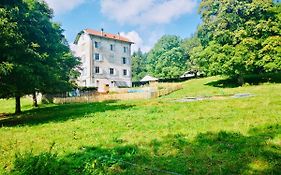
45 0 202 52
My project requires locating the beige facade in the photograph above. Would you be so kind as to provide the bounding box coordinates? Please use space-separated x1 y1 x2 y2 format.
74 29 133 92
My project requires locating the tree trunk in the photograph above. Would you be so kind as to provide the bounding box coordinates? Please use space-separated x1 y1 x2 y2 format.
194 70 198 78
237 76 244 86
15 95 21 114
32 91 38 107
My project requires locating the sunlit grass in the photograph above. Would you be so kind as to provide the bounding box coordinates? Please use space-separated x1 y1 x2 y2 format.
0 76 280 174
0 98 33 114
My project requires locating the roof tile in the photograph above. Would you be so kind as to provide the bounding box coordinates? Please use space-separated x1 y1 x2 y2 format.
85 29 133 43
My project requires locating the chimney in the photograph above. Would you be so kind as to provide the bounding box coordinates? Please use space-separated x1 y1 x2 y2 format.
117 32 120 39
101 28 104 36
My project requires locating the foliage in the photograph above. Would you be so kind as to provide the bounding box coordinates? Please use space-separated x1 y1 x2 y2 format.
196 0 281 82
147 35 188 78
131 49 147 81
0 77 281 174
12 152 65 175
0 0 80 113
181 35 203 75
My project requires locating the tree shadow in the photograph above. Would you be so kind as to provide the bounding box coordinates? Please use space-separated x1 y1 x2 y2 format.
0 101 135 127
7 124 281 175
205 73 281 88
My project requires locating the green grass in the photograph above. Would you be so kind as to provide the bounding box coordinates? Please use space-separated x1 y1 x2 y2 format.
0 98 33 114
0 76 280 174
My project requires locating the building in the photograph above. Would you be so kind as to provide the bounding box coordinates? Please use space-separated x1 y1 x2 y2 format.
140 75 159 83
74 29 134 92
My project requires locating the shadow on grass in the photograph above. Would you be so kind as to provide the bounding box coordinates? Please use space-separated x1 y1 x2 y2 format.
0 101 134 127
7 124 281 175
205 73 281 88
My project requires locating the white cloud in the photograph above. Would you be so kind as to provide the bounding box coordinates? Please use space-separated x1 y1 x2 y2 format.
44 0 86 14
120 31 152 53
101 0 197 25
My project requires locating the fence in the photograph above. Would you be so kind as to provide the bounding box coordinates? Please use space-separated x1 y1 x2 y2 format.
53 83 182 104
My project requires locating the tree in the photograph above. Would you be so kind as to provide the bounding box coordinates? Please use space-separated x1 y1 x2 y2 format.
131 49 147 81
197 0 281 84
0 0 80 113
147 35 187 78
181 35 203 76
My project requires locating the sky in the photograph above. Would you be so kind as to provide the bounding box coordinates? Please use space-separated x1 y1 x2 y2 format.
44 0 202 53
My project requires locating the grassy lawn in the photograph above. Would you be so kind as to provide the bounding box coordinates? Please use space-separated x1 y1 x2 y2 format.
0 76 280 174
0 98 33 114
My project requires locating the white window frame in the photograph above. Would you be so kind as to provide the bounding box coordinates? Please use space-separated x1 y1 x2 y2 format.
94 66 102 74
123 69 128 76
122 57 127 64
94 53 102 61
109 68 115 75
94 41 100 49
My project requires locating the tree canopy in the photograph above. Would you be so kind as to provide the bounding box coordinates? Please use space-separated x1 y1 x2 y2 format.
196 0 281 83
0 0 80 113
146 35 187 78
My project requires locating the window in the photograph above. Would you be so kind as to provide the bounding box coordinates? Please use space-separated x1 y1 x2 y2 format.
94 41 100 48
122 57 126 64
109 68 114 75
95 67 100 74
123 46 128 53
123 69 127 76
94 53 100 61
110 44 114 51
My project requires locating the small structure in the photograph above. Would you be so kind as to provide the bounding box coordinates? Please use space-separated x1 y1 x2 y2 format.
180 71 196 78
141 75 159 83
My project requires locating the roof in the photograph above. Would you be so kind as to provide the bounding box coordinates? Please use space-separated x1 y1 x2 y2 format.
114 81 129 87
74 29 134 44
140 75 159 82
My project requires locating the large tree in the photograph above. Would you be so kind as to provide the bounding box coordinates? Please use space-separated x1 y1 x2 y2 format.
197 0 281 84
181 35 204 76
0 0 80 113
147 35 187 78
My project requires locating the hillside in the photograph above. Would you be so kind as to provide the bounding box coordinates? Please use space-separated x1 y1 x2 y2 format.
0 77 280 174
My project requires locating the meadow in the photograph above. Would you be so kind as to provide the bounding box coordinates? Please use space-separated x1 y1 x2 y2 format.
0 76 280 174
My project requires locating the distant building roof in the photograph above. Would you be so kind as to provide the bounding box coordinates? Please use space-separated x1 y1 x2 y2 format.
114 81 129 87
74 29 134 44
140 75 159 82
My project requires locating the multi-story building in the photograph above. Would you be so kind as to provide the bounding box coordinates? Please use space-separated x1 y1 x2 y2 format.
74 29 133 91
